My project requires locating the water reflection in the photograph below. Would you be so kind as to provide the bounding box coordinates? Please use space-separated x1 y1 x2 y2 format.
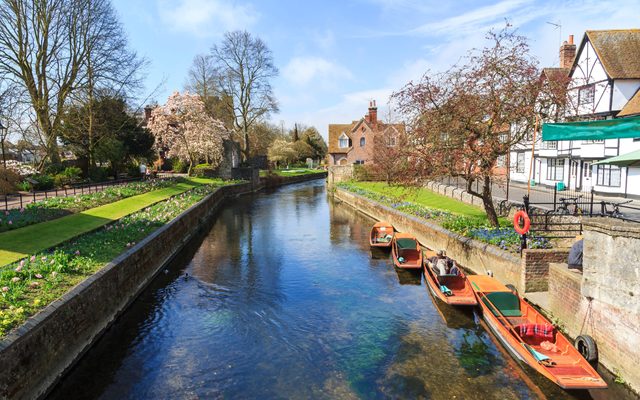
48 180 632 400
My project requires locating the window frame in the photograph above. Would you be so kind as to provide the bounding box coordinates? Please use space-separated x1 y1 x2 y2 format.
338 133 349 149
516 153 525 173
546 158 565 181
596 164 621 187
359 137 365 147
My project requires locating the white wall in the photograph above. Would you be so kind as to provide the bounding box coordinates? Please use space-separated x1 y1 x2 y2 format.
613 80 640 111
627 167 640 196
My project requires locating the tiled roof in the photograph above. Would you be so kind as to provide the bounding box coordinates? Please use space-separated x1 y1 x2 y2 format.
328 124 353 154
542 67 570 80
618 89 640 117
585 29 640 79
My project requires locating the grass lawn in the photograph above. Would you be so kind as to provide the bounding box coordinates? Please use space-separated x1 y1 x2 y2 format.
350 181 487 218
0 177 220 267
260 168 322 177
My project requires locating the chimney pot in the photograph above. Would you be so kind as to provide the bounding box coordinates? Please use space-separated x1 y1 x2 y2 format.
569 34 574 45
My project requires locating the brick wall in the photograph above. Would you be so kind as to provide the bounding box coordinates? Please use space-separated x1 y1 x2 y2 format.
548 262 640 393
520 249 570 292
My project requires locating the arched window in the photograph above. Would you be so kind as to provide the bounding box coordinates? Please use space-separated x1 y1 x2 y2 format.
360 137 366 147
339 133 349 148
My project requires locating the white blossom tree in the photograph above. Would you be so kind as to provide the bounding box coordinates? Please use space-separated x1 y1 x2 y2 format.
148 92 228 175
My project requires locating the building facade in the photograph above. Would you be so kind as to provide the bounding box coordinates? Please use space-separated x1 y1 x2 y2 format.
510 30 640 196
327 101 405 166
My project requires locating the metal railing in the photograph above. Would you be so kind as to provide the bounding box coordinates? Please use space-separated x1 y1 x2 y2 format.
1 177 144 211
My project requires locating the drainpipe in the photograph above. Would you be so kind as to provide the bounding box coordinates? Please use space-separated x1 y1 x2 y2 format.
624 166 628 198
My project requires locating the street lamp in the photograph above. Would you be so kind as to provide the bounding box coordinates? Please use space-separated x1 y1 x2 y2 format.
0 120 7 169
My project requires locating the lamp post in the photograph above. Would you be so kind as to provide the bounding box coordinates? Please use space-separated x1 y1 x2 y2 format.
0 120 7 169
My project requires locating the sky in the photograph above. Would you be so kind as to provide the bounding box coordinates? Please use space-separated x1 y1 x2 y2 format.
111 0 640 139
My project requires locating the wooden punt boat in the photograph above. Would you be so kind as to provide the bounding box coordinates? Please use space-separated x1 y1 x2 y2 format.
369 221 394 248
391 233 423 269
468 275 607 390
423 250 477 306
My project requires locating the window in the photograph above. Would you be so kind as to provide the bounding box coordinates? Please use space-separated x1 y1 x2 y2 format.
354 160 365 165
338 133 349 148
360 137 365 147
578 85 595 105
516 153 525 173
543 141 557 150
496 155 506 168
596 165 621 187
546 159 564 181
583 162 592 178
386 135 397 147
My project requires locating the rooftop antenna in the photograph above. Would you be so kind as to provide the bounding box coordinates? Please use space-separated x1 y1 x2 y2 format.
546 21 562 65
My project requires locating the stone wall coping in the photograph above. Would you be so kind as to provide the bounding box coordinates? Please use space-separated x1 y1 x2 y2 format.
336 187 521 264
549 262 582 282
582 217 640 238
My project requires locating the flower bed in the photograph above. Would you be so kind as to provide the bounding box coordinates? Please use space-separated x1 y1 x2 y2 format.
0 178 179 233
0 182 228 337
337 182 550 252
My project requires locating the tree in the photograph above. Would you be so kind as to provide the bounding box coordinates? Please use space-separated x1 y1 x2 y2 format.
300 127 327 161
267 139 297 169
61 96 154 177
0 0 144 169
211 31 279 160
247 121 284 158
184 54 235 128
147 92 228 175
393 25 562 226
371 129 409 185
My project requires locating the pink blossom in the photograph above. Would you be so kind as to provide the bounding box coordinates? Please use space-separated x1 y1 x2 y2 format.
75 250 81 255
8 220 12 225
15 266 22 273
30 256 36 262
20 208 25 213
126 242 131 247
19 260 25 267
1 286 8 292
11 277 20 283
29 282 39 288
35 274 43 279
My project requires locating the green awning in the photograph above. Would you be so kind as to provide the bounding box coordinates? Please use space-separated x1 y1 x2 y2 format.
542 115 640 141
593 149 640 167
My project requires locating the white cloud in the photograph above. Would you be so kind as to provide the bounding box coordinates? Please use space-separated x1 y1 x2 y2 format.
156 0 258 37
283 56 353 87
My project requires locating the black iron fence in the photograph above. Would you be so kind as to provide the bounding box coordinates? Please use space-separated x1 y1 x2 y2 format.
1 177 144 211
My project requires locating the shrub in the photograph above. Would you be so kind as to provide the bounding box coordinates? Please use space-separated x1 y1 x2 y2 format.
88 166 109 182
171 158 188 173
31 174 55 190
127 164 142 178
193 163 214 177
0 167 20 194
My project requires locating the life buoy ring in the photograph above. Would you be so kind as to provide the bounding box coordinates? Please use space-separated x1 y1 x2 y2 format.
513 210 531 235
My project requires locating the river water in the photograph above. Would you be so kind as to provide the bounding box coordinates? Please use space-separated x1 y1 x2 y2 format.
49 180 627 399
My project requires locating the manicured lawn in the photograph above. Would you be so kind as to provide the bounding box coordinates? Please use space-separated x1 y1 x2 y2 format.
0 183 224 337
350 181 487 218
260 168 322 177
0 178 220 267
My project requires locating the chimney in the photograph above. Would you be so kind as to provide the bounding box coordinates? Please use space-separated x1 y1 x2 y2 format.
559 35 576 70
368 100 378 126
144 105 153 122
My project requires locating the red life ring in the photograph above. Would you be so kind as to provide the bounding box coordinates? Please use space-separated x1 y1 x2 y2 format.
513 210 531 235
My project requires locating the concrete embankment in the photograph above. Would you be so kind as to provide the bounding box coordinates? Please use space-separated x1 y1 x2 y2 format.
334 186 640 395
0 172 325 400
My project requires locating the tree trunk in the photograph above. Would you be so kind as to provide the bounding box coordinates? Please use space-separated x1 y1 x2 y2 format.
481 175 499 227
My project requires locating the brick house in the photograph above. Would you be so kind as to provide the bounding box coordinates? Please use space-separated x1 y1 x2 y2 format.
327 101 406 166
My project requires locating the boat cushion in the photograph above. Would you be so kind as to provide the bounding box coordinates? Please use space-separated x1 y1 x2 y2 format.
396 238 417 249
483 292 521 317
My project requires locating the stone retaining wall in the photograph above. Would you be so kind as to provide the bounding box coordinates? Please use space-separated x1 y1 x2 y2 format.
0 173 326 400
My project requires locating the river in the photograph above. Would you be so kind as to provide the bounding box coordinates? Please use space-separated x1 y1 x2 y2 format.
48 180 627 399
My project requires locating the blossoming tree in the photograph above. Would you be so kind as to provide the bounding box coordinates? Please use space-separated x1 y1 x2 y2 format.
148 92 228 175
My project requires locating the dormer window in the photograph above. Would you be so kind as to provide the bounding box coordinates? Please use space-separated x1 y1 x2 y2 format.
339 133 349 148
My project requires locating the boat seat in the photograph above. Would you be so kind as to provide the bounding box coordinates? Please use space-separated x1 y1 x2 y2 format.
483 292 522 317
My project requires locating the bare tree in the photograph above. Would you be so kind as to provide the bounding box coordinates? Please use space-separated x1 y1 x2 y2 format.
394 25 565 226
211 31 279 161
0 0 144 169
184 54 234 128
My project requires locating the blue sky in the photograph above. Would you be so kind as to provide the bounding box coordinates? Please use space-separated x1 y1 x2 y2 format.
112 0 639 139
